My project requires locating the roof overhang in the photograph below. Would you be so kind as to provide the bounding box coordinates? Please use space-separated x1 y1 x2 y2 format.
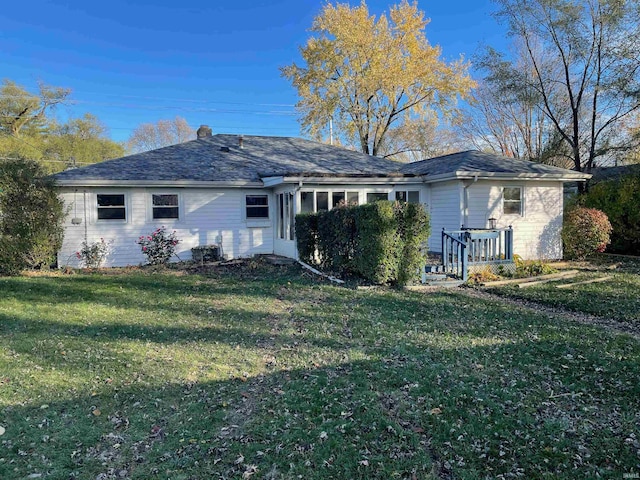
421 171 591 184
55 179 265 188
261 174 419 187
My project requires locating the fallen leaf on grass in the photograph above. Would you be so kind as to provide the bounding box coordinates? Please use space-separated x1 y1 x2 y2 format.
430 408 442 415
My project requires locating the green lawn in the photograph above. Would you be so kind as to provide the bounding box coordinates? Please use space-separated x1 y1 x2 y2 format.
1 262 639 479
487 269 640 324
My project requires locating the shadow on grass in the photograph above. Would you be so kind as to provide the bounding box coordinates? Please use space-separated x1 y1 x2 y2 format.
1 338 639 480
1 272 640 478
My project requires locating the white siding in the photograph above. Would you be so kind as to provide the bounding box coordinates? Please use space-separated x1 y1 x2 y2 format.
465 180 564 260
427 181 462 252
58 187 274 268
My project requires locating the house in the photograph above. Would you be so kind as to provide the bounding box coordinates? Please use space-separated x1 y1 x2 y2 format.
52 127 590 268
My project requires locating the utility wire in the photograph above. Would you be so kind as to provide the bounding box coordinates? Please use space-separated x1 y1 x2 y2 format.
0 91 296 107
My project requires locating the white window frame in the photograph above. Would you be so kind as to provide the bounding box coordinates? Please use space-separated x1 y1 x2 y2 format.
96 192 128 223
299 190 361 213
395 190 420 204
245 194 270 225
149 192 182 222
502 186 524 216
366 191 391 203
277 192 295 240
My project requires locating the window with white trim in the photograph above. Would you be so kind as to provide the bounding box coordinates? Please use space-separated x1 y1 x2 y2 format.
300 191 360 213
246 195 269 219
395 190 420 204
366 192 389 203
503 187 523 215
97 194 126 220
277 192 295 240
152 194 179 219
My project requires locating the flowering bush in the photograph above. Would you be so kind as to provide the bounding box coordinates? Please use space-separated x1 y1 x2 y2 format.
136 227 180 265
76 238 111 268
562 207 612 260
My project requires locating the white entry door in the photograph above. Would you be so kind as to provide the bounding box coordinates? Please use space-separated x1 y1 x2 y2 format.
273 190 297 259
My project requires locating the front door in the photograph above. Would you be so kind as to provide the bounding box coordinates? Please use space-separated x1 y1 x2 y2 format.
273 190 297 258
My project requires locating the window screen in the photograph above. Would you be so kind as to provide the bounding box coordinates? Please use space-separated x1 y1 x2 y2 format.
152 194 179 219
246 195 269 218
97 194 125 220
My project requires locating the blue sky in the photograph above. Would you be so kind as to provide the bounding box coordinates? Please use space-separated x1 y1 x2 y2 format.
0 0 507 142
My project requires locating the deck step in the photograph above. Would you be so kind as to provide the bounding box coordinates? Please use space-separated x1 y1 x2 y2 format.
425 264 445 274
408 279 465 290
427 279 465 288
423 273 448 282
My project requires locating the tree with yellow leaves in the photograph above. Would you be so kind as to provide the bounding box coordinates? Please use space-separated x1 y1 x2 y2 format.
281 0 474 159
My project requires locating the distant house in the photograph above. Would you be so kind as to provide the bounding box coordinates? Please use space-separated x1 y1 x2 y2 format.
52 127 590 267
589 163 640 184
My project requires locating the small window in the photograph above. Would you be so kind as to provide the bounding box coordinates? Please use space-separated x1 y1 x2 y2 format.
152 194 179 219
395 190 420 204
97 194 125 220
347 191 359 205
367 192 389 203
503 187 523 215
332 192 345 208
246 195 269 218
316 192 329 212
300 191 314 213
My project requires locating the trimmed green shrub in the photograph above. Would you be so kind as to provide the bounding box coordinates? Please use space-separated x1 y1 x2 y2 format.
0 158 66 275
583 174 640 255
317 205 356 272
352 201 402 284
396 202 431 285
294 213 318 264
295 200 430 285
562 207 612 260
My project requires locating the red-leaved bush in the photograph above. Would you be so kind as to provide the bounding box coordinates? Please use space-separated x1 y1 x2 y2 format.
562 207 612 260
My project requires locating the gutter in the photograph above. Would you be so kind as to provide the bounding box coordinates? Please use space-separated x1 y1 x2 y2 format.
420 171 592 184
55 180 265 188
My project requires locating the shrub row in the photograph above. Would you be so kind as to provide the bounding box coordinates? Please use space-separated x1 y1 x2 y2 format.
295 201 430 285
581 173 640 255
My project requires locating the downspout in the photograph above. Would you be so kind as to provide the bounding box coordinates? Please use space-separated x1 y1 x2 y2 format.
462 174 479 228
83 190 88 244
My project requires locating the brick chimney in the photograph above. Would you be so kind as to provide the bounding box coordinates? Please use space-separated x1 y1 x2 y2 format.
196 125 212 139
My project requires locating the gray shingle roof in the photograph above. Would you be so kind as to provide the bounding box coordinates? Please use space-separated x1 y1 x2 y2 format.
52 134 405 183
400 150 590 178
52 136 588 185
590 163 640 184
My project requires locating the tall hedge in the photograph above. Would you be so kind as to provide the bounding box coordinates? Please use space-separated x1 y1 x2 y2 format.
396 202 431 285
317 206 356 273
0 158 66 275
294 213 318 263
353 201 402 284
295 200 430 285
583 174 640 255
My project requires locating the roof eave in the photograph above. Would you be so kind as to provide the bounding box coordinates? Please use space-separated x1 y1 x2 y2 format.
279 175 420 185
55 179 265 188
421 171 591 183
